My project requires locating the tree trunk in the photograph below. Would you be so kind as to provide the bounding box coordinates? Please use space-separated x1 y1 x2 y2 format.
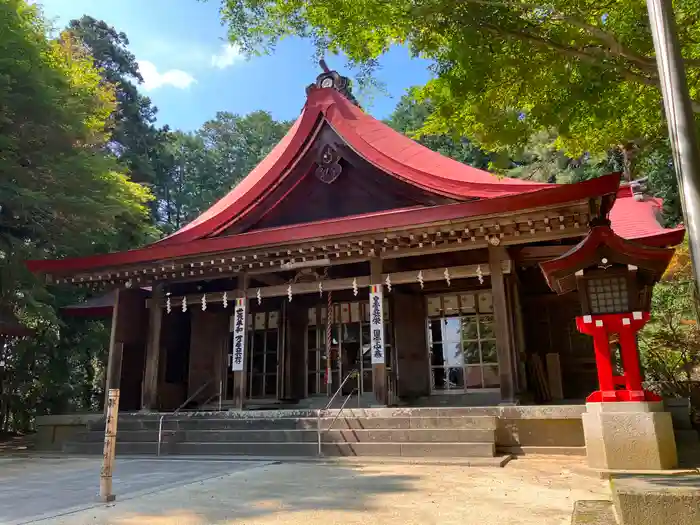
619 142 639 181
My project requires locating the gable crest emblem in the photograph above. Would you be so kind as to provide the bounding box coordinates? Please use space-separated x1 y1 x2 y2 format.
315 144 342 184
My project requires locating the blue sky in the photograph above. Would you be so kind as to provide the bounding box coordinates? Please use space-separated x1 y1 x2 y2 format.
37 0 434 132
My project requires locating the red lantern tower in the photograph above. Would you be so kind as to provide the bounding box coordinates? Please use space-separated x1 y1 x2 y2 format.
540 222 676 404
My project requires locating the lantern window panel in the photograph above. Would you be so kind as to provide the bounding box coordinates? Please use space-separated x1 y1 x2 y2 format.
585 275 629 314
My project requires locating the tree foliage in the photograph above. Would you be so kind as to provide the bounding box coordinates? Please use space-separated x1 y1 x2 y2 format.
155 111 290 233
640 239 700 414
219 0 700 159
0 0 153 432
385 92 491 169
66 16 169 186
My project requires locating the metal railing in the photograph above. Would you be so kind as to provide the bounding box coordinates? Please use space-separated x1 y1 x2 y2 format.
199 380 223 411
316 369 359 456
157 378 213 456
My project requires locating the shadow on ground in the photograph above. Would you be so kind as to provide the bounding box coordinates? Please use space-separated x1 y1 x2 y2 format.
97 461 420 525
0 458 420 524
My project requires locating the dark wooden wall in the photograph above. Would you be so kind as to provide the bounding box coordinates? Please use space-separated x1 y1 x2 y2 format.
519 267 597 400
393 291 430 399
187 309 229 404
159 310 191 410
283 303 307 401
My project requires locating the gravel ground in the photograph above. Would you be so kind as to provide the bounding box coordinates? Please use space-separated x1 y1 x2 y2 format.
27 456 611 525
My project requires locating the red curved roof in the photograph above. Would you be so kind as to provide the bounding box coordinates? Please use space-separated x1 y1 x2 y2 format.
610 185 685 247
157 87 550 246
24 86 685 278
540 225 677 294
27 174 621 275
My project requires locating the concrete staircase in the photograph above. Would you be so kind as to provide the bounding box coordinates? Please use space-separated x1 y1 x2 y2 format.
63 408 498 458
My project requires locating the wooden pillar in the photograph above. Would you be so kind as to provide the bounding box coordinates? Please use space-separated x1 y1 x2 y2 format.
488 246 516 404
142 284 164 410
231 274 248 410
510 275 528 393
104 288 148 413
104 293 124 415
371 258 387 406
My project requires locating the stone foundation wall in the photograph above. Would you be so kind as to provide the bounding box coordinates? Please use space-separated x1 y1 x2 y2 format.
34 405 589 454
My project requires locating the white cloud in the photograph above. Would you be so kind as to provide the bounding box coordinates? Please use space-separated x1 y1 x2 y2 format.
211 44 243 69
137 60 196 91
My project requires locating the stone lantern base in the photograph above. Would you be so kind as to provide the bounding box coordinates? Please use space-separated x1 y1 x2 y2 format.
582 401 678 470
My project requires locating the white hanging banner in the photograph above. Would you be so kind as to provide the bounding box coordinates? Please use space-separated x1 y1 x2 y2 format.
231 298 247 371
369 284 385 365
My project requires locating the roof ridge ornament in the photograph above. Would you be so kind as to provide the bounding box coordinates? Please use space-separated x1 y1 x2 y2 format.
306 59 360 107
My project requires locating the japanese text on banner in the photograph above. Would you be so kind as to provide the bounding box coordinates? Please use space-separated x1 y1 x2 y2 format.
369 285 385 364
231 298 246 371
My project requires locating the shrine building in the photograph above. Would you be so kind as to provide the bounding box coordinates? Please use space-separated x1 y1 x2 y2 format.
27 69 685 420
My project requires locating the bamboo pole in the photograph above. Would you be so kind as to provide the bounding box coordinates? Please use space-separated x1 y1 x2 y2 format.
99 388 120 502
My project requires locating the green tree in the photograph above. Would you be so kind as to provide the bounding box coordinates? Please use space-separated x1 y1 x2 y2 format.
0 0 153 432
640 239 700 417
155 111 291 233
199 110 292 183
157 131 217 233
385 92 491 169
218 0 700 160
66 16 169 186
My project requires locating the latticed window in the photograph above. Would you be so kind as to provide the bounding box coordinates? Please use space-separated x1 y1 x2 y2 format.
426 292 499 392
306 301 392 396
586 276 629 314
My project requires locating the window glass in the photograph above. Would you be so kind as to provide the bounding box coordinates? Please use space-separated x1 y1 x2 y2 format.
461 316 478 341
443 318 461 343
481 341 498 364
463 341 480 365
479 315 495 340
426 292 501 390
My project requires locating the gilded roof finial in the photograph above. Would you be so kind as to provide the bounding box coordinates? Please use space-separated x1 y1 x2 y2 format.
306 59 360 106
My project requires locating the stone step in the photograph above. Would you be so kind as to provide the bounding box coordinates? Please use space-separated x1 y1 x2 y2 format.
321 428 495 444
64 440 495 457
63 441 158 455
91 415 498 432
79 427 495 444
110 407 504 420
177 441 495 457
571 501 618 525
612 474 700 525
